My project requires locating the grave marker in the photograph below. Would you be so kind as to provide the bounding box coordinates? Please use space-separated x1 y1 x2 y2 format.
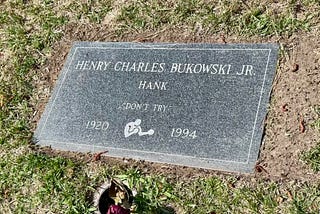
34 42 279 173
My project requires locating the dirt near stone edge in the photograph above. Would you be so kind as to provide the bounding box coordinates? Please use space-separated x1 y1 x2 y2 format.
32 23 320 183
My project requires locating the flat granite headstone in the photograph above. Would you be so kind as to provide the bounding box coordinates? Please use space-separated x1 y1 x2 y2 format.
34 42 279 173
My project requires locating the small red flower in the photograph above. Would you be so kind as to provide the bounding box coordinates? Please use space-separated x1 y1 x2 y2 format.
107 205 130 214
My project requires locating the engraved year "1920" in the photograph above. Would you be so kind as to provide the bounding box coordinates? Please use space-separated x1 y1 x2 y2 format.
86 120 109 131
171 128 197 139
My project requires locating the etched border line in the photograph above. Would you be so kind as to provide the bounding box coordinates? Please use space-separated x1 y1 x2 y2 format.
39 46 272 165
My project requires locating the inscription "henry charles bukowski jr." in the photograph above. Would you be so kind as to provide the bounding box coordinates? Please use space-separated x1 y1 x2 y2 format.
34 42 279 173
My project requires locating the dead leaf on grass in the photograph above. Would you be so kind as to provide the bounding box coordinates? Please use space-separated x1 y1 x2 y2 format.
0 94 4 107
291 63 299 72
277 196 284 203
299 115 305 133
93 150 108 161
286 190 293 200
255 164 268 173
220 34 227 44
281 103 288 112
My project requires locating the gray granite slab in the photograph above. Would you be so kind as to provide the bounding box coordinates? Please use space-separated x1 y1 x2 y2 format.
34 42 279 173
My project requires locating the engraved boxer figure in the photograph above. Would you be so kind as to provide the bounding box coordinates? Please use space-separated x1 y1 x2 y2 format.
124 119 154 138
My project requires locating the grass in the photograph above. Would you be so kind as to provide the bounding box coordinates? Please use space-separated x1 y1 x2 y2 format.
116 0 318 36
175 178 320 213
1 152 319 213
302 143 320 172
301 106 320 172
0 152 95 213
311 105 320 131
0 0 320 213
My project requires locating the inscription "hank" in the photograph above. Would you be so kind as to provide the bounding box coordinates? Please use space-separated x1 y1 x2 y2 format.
138 81 168 90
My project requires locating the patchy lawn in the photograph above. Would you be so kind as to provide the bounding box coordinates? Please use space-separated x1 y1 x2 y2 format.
0 0 319 213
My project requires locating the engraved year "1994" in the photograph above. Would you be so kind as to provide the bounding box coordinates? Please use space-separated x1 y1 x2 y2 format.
86 120 109 131
171 128 197 139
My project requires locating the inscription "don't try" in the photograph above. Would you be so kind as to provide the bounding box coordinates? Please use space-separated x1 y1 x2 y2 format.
118 102 170 113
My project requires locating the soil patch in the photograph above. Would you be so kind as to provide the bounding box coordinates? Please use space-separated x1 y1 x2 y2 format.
33 23 320 182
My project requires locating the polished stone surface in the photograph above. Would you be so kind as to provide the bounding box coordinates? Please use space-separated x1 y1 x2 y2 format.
34 42 279 173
